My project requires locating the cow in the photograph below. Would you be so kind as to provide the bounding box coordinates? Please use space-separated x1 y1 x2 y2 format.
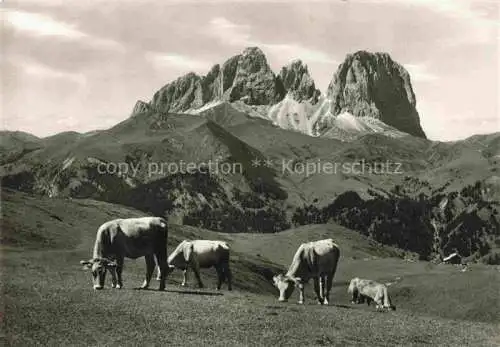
80 217 169 291
272 239 340 305
348 277 396 311
158 240 232 291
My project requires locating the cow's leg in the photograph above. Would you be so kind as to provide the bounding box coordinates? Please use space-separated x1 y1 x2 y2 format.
374 293 384 311
223 263 232 291
215 265 224 290
313 277 321 304
321 275 330 305
366 296 372 306
109 267 118 288
297 283 305 304
351 287 358 304
115 257 124 289
140 255 155 289
181 268 188 287
155 266 161 281
319 276 325 304
321 275 328 305
324 274 333 305
155 253 167 291
193 266 204 289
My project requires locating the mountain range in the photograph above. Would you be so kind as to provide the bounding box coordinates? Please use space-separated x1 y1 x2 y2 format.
135 47 425 140
1 47 499 263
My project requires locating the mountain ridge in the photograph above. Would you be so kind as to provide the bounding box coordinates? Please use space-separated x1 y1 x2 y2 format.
133 47 427 140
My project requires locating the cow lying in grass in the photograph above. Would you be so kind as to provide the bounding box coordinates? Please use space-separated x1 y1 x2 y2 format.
348 277 396 311
272 238 340 305
158 240 232 291
80 217 169 291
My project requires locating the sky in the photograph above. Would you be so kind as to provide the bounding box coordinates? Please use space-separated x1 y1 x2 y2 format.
1 0 499 141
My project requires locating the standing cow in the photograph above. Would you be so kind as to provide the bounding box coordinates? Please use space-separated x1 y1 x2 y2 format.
348 277 396 311
272 239 340 305
159 240 232 291
80 217 169 291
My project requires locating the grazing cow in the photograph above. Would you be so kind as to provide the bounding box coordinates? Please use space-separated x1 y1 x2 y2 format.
159 240 232 290
80 217 169 291
348 277 396 311
272 239 340 305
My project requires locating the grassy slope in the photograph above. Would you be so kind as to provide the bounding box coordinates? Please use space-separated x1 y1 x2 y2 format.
2 189 499 346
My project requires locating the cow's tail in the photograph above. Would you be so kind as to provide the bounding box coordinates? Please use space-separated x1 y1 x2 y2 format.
219 242 231 264
331 244 340 278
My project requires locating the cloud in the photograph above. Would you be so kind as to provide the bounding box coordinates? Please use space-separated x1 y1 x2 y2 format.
56 115 81 128
4 10 86 38
261 43 337 65
208 17 252 46
404 63 438 82
207 17 336 64
4 9 123 50
145 51 211 73
391 0 495 22
8 55 87 86
378 0 499 46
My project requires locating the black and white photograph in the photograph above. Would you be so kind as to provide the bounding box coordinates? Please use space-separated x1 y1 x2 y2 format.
1 0 499 345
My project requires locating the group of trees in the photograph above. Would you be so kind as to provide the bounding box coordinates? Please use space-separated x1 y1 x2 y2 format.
183 202 290 233
291 181 500 263
183 189 290 233
292 191 434 259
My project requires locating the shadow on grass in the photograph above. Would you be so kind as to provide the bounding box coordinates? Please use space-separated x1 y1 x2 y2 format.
264 303 355 310
332 303 355 309
167 288 224 296
132 287 224 296
333 281 351 288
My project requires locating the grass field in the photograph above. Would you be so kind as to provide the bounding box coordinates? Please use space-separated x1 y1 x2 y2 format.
2 189 499 346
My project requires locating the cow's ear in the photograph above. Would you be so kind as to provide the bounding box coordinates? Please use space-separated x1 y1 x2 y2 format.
272 275 279 285
273 274 283 283
80 260 92 270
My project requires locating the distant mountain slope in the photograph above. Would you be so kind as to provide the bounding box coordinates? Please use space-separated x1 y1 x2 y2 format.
1 102 498 208
0 131 42 165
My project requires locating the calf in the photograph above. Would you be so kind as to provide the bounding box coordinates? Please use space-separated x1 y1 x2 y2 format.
348 277 396 311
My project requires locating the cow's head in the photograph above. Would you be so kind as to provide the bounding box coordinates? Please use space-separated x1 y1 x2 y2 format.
80 258 117 290
272 274 296 302
167 254 186 271
167 242 192 270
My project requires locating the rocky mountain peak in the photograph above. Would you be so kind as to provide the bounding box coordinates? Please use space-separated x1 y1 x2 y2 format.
150 47 286 112
146 48 426 140
279 59 320 104
326 50 426 138
240 47 268 69
226 47 285 105
131 100 151 115
151 72 204 113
